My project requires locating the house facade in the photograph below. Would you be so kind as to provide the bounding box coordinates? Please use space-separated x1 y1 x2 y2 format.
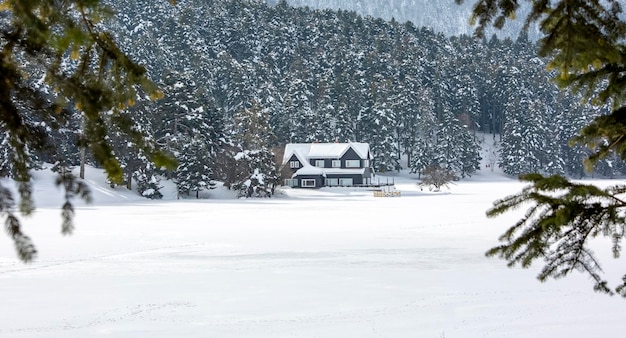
282 142 374 188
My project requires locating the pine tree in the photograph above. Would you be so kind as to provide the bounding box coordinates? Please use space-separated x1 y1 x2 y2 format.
151 70 224 195
435 109 480 177
408 88 438 177
104 98 161 192
282 73 316 142
499 97 548 175
229 101 279 197
176 135 216 198
133 165 163 200
362 74 399 172
391 32 425 167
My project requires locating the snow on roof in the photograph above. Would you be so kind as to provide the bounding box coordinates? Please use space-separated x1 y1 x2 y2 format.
283 142 370 164
307 143 351 158
293 165 325 176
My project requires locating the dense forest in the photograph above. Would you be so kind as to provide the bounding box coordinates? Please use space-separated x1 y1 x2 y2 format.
0 0 618 198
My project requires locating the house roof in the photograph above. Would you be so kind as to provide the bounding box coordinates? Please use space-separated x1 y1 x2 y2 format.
282 142 371 164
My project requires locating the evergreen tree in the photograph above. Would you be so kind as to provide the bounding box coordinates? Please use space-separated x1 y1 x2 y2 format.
133 165 163 200
282 73 316 142
499 97 549 175
153 71 224 195
229 102 279 197
408 88 438 177
435 109 481 177
105 97 162 192
362 74 399 172
176 135 216 198
390 31 425 167
328 70 356 142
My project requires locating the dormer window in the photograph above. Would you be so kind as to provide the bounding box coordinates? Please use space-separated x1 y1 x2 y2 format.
290 161 300 169
332 160 341 168
315 160 325 167
345 160 360 168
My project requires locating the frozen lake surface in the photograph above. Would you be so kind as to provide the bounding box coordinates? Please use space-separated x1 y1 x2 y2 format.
0 168 624 337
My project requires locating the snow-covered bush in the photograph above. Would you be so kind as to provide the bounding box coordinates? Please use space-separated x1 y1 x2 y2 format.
133 169 163 200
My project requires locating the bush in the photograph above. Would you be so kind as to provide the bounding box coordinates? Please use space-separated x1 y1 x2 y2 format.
419 165 457 191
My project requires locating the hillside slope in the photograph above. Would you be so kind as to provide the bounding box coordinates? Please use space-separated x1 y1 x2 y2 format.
273 0 540 38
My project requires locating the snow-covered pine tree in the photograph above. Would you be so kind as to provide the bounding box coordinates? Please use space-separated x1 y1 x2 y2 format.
362 73 399 172
477 35 513 136
409 137 437 179
281 62 316 143
153 71 225 192
176 134 216 198
229 101 279 197
435 109 481 177
499 96 550 176
330 70 357 142
213 142 247 191
133 165 163 200
309 73 336 142
408 87 438 177
104 97 163 195
392 31 426 167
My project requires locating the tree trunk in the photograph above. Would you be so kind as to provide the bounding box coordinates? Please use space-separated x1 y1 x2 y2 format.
126 171 132 190
79 147 86 179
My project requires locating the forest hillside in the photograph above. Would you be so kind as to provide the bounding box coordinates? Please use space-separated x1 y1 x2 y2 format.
1 0 617 200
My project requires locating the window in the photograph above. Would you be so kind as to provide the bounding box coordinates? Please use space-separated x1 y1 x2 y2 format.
345 160 360 168
301 179 316 188
363 159 370 167
339 178 353 186
290 161 300 169
315 160 325 167
284 179 298 187
332 160 341 168
326 178 339 186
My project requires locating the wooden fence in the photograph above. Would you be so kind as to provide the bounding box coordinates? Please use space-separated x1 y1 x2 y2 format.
373 189 401 197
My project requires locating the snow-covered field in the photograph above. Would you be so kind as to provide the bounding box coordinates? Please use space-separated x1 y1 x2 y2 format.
0 166 624 337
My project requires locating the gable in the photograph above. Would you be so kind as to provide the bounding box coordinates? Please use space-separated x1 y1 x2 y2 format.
341 147 361 161
350 143 371 159
282 144 309 165
287 154 300 164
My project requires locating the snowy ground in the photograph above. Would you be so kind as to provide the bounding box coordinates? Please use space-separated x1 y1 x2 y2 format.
0 164 625 337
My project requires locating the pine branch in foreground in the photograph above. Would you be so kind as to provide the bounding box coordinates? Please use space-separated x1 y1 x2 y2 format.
0 0 177 262
0 184 36 262
486 174 626 296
